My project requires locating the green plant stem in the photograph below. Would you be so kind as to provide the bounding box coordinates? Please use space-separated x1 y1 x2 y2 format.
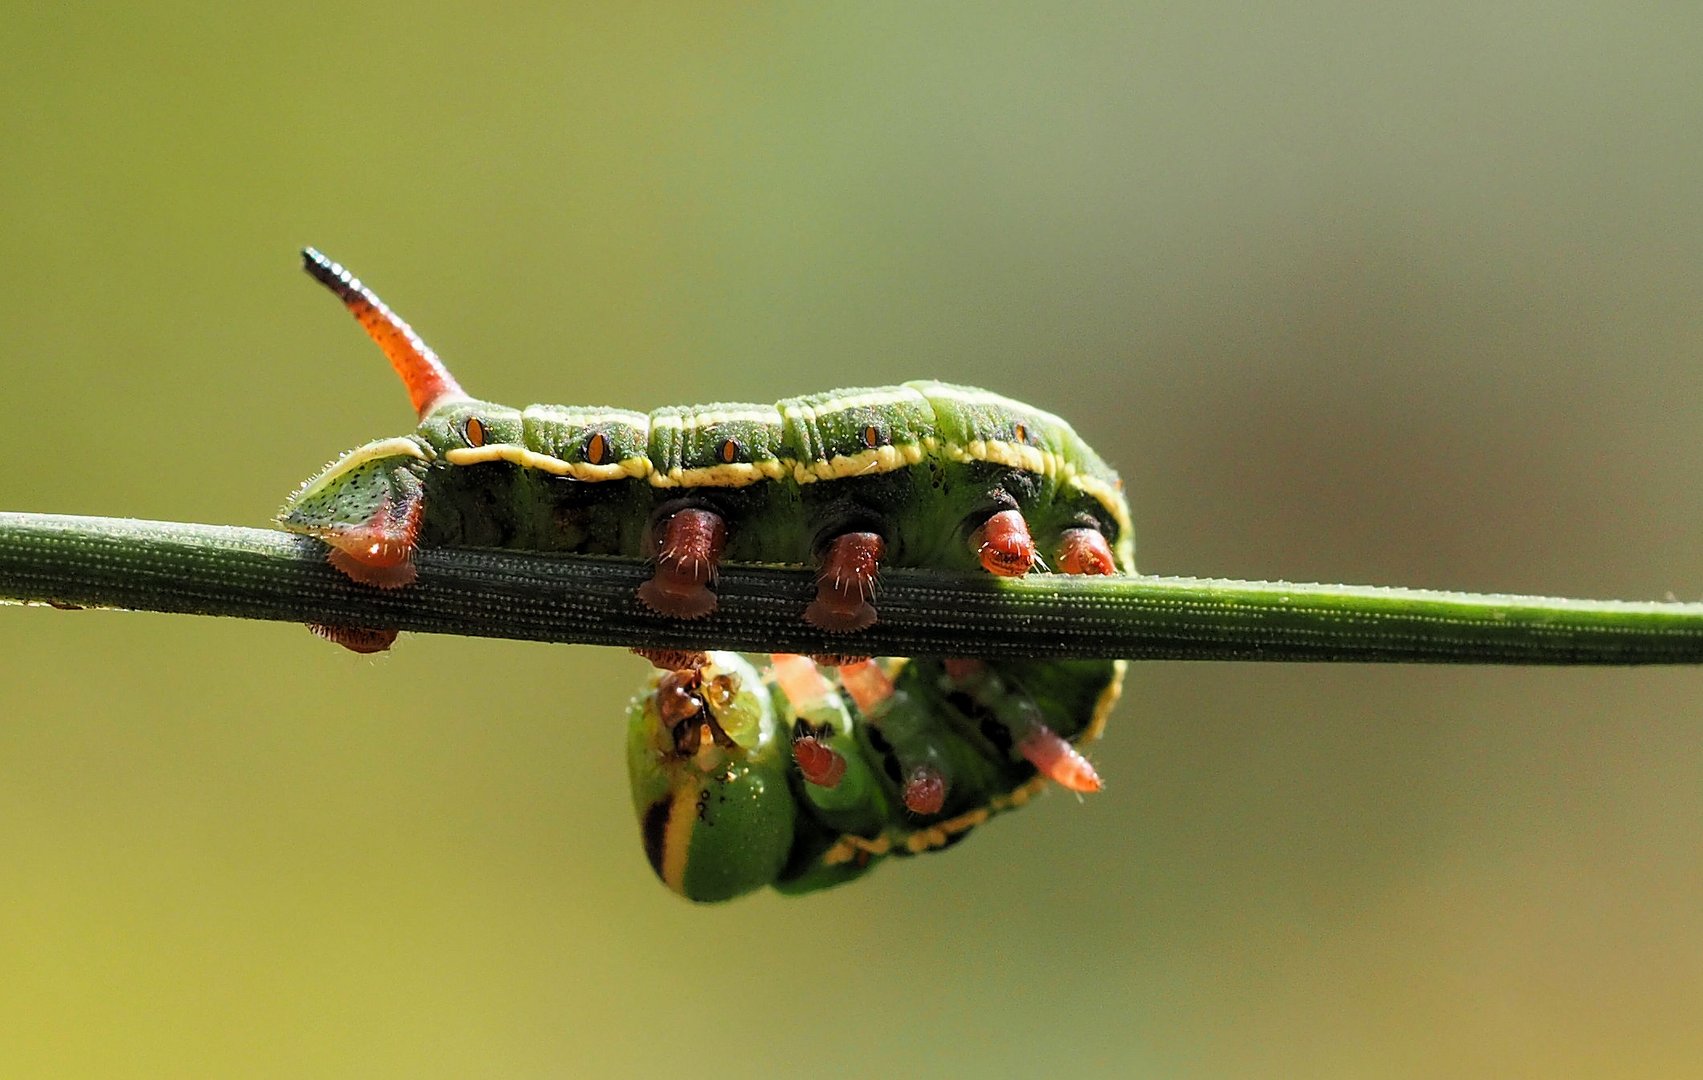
3 511 1702 663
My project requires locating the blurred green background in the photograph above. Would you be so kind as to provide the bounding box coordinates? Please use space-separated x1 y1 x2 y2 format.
2 4 1700 1077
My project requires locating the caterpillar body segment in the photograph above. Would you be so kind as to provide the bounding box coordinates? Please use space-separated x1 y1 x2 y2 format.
626 651 1125 902
279 252 1133 645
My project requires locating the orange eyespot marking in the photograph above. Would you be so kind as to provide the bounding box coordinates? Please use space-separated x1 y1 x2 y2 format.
463 416 486 447
861 423 882 448
718 438 740 464
1013 422 1028 443
585 431 609 465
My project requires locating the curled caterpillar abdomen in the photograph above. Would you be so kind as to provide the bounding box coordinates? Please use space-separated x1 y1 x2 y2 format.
626 651 1124 903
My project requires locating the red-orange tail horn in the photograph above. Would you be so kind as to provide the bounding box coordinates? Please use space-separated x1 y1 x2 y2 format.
302 248 466 417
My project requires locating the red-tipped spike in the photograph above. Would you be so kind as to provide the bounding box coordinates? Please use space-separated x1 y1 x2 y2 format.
1018 724 1102 793
302 248 466 418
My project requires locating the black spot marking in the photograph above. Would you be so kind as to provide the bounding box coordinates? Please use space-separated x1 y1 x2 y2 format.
640 800 671 875
864 723 902 785
865 725 894 756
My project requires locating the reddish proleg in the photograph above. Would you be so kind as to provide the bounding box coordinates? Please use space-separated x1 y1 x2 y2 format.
1057 526 1117 576
768 653 853 788
630 647 710 672
307 623 400 654
321 490 424 589
637 508 727 619
805 531 885 632
974 509 1036 577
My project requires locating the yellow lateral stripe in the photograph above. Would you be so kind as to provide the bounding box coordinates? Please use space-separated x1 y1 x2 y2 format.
1068 474 1134 543
440 435 1131 537
659 785 698 894
1081 660 1127 744
821 771 1055 866
649 459 787 489
354 435 432 463
444 444 651 481
791 441 929 483
445 444 572 474
823 833 892 866
434 413 1130 545
951 438 1056 475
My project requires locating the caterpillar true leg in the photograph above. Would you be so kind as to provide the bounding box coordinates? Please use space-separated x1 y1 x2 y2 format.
1017 724 1103 793
769 654 851 788
805 531 885 632
637 507 727 619
973 508 1037 577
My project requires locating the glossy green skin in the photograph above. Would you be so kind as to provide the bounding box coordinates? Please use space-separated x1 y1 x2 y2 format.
628 652 1122 902
279 382 1131 576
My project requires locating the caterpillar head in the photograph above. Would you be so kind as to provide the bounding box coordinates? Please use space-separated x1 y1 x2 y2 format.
626 653 798 903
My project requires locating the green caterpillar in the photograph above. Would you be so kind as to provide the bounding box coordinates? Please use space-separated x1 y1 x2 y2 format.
279 250 1133 645
277 250 1136 898
628 651 1124 902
